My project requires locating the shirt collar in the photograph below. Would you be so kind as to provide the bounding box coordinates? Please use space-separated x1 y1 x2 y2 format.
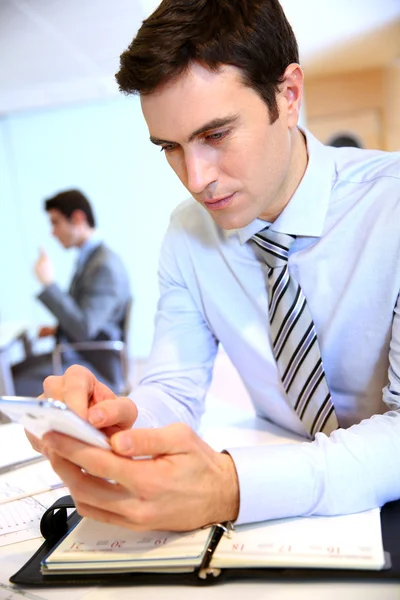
235 128 336 245
76 234 102 271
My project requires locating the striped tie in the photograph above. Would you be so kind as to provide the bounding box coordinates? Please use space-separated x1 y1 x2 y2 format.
252 228 338 437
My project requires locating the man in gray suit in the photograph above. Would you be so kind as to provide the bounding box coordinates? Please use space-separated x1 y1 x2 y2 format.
12 189 131 396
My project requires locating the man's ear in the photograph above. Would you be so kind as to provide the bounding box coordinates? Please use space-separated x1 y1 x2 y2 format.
279 63 304 128
70 209 87 226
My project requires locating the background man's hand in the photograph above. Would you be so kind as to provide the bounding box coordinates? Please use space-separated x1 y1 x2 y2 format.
44 423 240 531
38 325 57 338
34 248 54 286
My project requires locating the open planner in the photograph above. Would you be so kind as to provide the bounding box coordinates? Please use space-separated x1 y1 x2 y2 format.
41 507 386 575
10 495 400 587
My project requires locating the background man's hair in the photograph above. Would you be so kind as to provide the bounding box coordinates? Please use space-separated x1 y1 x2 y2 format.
116 0 299 122
44 189 96 228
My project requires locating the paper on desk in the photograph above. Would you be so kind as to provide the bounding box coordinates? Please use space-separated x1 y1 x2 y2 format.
0 581 47 599
0 424 41 470
0 460 67 547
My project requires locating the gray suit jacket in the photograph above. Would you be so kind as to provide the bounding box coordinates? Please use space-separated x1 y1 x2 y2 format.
38 243 131 387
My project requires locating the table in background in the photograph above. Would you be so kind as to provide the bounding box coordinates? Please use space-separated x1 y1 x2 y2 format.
0 322 29 397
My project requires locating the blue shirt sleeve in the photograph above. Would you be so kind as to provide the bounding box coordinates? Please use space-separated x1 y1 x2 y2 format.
130 217 219 430
225 291 400 524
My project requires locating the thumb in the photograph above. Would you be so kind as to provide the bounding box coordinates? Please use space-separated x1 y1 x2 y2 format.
111 423 195 457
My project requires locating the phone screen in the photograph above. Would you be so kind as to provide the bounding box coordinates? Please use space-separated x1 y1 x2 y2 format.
0 396 111 450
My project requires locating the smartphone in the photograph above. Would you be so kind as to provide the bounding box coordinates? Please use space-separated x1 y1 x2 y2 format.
0 396 110 450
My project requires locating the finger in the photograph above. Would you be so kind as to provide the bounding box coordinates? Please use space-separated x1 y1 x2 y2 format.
47 451 152 529
24 428 47 455
44 431 131 484
47 449 158 530
48 449 123 500
70 500 151 531
88 398 138 430
43 365 116 418
111 422 197 457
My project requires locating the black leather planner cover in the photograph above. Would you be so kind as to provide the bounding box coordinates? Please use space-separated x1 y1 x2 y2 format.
10 496 400 587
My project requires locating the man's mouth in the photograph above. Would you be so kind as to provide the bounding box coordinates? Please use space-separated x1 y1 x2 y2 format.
203 193 235 211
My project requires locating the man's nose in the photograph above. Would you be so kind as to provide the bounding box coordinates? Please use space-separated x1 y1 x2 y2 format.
185 150 218 195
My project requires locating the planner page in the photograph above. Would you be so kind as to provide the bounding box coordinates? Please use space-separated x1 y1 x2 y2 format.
42 518 214 573
210 508 386 570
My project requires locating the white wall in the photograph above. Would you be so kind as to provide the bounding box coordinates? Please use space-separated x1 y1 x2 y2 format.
0 95 189 358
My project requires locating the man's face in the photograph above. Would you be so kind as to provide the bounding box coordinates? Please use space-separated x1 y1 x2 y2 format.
48 209 76 248
141 62 303 230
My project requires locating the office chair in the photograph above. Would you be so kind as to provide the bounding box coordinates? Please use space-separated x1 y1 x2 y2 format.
52 297 133 396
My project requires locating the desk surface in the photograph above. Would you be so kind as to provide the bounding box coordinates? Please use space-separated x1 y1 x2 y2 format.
1 395 400 599
0 322 28 351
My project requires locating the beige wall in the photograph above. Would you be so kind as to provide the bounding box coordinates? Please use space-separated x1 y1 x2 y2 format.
303 20 400 152
384 60 400 151
305 65 399 151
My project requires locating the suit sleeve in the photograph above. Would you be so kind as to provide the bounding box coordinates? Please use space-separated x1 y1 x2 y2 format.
38 260 122 342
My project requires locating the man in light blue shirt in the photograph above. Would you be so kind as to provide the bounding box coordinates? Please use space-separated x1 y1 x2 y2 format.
34 0 400 532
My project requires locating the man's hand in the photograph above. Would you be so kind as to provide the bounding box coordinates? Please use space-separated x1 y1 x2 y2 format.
26 364 240 530
34 248 54 286
25 365 136 453
44 423 240 531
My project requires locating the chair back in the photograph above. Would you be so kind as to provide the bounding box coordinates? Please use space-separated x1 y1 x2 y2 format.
52 296 134 395
122 297 133 344
120 297 134 392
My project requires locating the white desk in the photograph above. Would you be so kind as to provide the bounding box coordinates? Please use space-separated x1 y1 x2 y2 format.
1 400 399 599
0 322 29 396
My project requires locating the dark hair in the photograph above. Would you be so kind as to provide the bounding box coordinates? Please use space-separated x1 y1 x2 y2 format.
116 0 299 122
44 190 96 228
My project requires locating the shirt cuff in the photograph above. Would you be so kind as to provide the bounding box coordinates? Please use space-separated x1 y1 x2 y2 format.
226 442 322 525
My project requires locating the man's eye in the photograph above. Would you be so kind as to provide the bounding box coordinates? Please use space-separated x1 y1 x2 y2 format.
206 131 228 142
160 144 177 153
